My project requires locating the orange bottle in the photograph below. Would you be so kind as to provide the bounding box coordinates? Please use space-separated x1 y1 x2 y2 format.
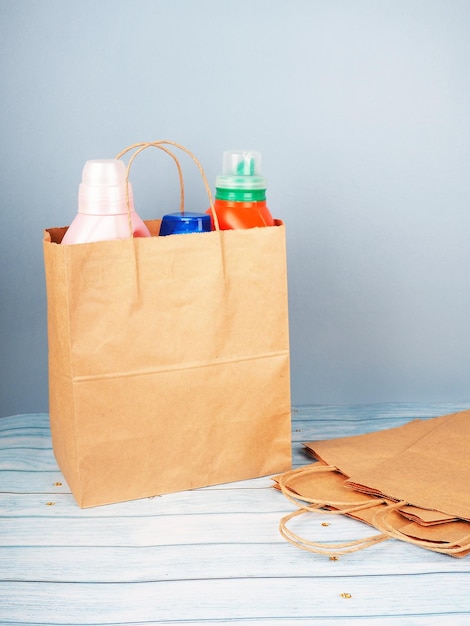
208 150 275 230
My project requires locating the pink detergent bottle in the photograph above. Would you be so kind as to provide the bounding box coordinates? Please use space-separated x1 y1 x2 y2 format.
61 159 151 244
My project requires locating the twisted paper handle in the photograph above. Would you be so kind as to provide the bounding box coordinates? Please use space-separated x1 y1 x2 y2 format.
278 464 389 557
115 140 219 236
279 464 470 557
372 501 470 557
279 507 389 556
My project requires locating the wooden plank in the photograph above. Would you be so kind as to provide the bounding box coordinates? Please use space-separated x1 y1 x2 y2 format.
1 574 469 624
1 405 470 625
4 510 378 547
1 541 468 583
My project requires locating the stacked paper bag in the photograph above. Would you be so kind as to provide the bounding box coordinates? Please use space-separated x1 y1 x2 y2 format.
275 410 470 557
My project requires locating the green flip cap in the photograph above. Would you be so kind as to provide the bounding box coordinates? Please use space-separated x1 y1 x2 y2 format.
215 150 266 202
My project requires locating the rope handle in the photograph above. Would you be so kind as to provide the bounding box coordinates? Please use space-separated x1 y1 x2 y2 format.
372 501 470 556
277 464 389 557
278 464 387 514
279 465 470 557
115 140 220 236
279 506 389 557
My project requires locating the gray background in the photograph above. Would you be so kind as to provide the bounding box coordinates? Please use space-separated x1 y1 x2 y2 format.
1 0 470 417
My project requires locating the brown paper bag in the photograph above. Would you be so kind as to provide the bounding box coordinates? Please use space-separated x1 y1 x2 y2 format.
43 141 292 508
276 410 470 556
347 409 470 521
372 500 470 557
304 413 453 477
275 462 470 557
398 505 457 525
304 412 463 524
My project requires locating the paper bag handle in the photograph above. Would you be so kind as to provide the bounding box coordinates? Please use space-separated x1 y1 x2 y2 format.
279 507 389 557
372 501 470 556
115 140 220 235
278 464 389 557
117 142 186 216
278 464 386 513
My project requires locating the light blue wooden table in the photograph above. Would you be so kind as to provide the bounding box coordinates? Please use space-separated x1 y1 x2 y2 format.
1 403 470 624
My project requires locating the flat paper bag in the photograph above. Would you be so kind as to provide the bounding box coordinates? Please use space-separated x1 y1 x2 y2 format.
43 220 292 507
304 413 453 477
275 462 470 556
305 413 459 523
347 409 470 521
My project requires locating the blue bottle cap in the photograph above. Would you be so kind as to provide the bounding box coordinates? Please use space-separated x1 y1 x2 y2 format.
159 211 212 236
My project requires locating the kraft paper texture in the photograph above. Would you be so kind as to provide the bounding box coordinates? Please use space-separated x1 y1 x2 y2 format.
44 220 292 507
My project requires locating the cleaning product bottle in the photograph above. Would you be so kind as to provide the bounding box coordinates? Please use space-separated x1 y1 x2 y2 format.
159 211 211 236
61 159 151 244
208 150 275 229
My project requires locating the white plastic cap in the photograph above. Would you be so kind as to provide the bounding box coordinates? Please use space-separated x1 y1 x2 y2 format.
78 159 135 215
